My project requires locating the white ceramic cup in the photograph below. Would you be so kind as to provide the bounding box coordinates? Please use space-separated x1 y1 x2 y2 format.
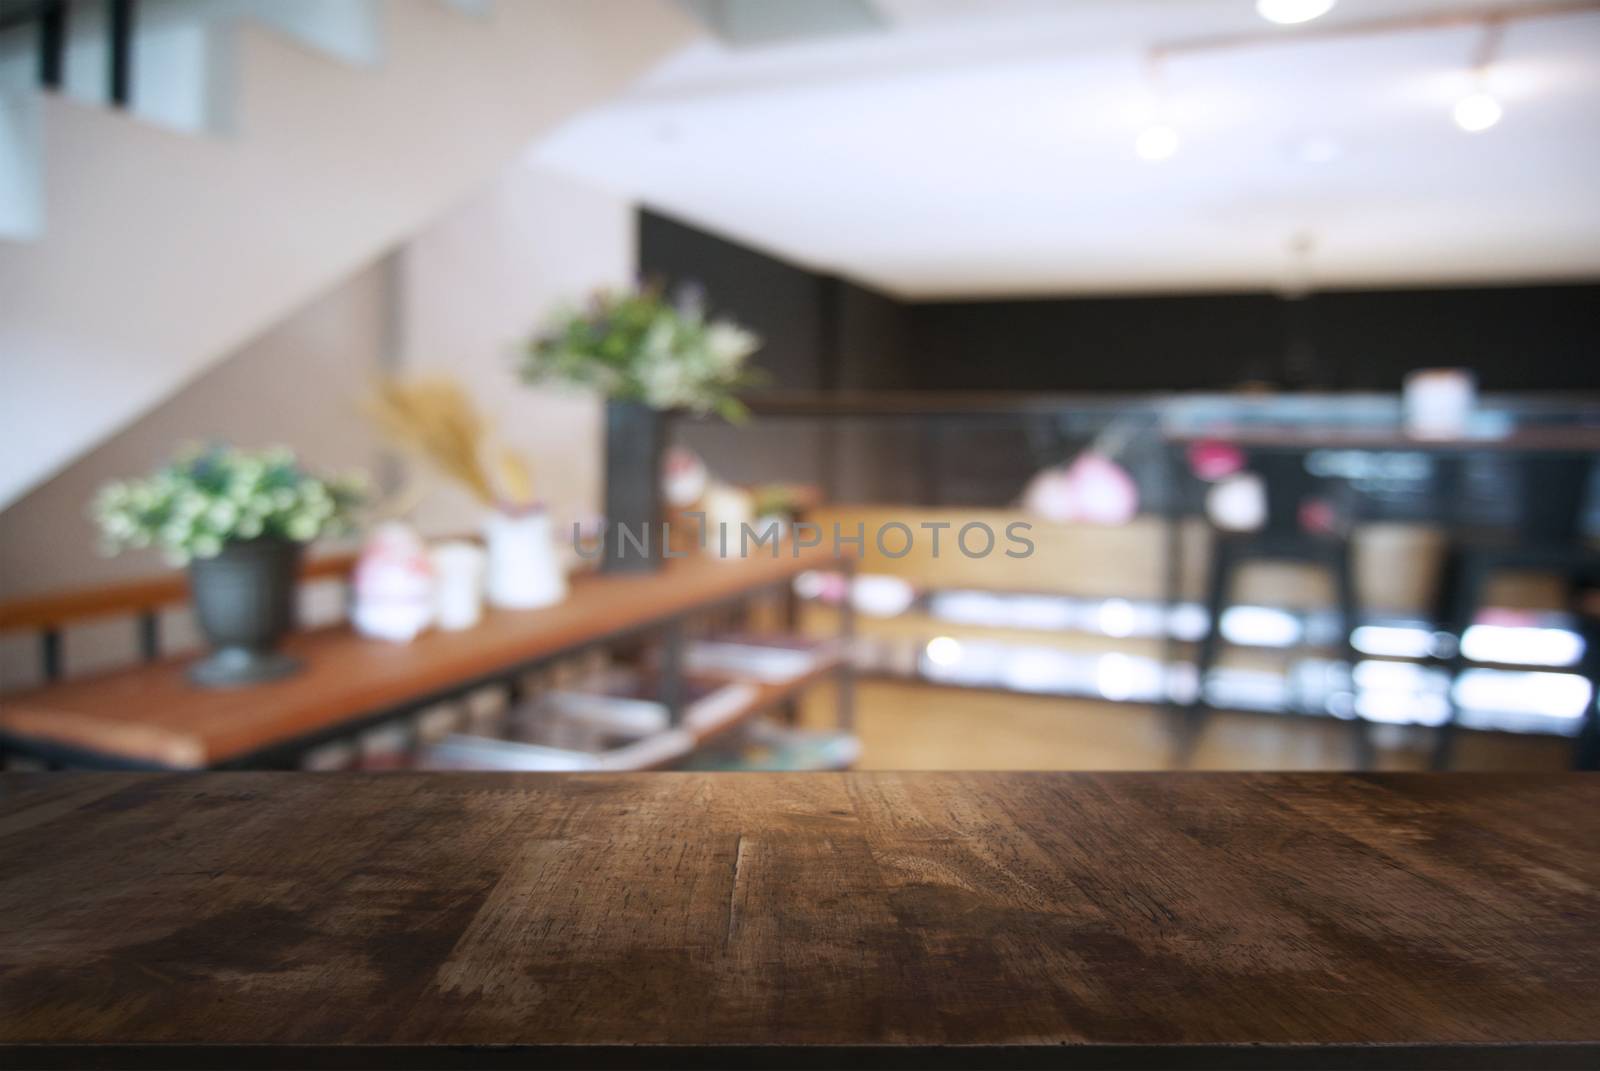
430 541 486 630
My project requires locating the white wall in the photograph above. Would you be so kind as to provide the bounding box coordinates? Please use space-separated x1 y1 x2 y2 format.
400 164 634 537
0 261 390 596
0 259 390 689
0 162 636 689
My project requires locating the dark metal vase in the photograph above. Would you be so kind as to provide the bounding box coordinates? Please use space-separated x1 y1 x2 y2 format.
186 537 304 688
603 400 666 574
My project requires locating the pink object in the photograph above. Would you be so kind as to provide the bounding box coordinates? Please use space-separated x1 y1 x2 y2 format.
1478 608 1538 626
662 446 709 508
1022 454 1140 526
1022 466 1079 522
352 522 435 643
1067 454 1139 526
792 570 853 605
1298 498 1338 536
1187 439 1246 481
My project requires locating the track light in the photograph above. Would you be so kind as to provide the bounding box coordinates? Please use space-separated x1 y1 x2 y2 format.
1453 90 1503 132
1256 0 1336 26
1135 52 1179 162
1455 17 1505 133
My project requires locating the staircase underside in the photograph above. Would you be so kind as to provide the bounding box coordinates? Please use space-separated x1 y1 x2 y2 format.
0 0 696 509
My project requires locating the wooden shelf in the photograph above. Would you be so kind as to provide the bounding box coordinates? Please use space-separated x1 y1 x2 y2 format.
0 548 844 769
420 650 850 773
0 546 364 633
684 653 846 747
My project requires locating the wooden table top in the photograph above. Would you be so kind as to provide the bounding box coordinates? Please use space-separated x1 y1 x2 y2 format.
2 771 1596 1069
0 549 835 769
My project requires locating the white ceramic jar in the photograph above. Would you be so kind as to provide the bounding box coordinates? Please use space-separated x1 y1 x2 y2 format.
430 541 486 630
483 510 566 609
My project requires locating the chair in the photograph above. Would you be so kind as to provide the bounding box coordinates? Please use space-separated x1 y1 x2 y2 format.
1431 453 1599 769
1188 450 1372 769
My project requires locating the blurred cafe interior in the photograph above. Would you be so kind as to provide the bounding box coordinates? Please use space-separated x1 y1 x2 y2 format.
2 0 1599 778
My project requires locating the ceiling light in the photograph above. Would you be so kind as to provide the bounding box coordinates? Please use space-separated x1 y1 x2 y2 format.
1453 91 1503 132
1256 0 1336 26
1454 18 1506 134
1135 52 1180 163
1135 123 1180 162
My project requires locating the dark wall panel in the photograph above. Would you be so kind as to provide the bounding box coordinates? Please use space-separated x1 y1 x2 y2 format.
638 210 828 391
640 209 1597 393
911 294 1286 391
910 284 1600 392
834 279 912 390
638 211 914 393
1308 284 1600 391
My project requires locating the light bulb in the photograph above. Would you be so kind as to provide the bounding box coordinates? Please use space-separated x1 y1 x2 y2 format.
1135 123 1180 162
1453 91 1503 132
1256 0 1336 25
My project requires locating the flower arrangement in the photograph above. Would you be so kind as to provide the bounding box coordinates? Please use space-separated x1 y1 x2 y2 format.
366 376 537 512
522 282 761 419
367 376 565 609
92 445 366 565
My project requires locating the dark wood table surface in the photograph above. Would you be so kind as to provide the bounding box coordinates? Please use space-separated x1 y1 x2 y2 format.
2 772 1597 1069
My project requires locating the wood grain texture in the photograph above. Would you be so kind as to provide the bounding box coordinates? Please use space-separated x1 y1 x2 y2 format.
1 772 1596 1069
0 549 836 768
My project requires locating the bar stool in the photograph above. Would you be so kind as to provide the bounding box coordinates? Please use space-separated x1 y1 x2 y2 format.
1431 453 1598 769
1187 450 1372 769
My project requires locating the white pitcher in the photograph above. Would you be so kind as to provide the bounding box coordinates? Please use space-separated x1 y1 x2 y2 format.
484 509 566 609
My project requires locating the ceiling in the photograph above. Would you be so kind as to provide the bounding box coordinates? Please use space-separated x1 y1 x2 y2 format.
535 0 1600 298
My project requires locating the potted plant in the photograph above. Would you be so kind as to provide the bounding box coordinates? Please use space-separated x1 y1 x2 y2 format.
522 283 760 573
92 445 366 687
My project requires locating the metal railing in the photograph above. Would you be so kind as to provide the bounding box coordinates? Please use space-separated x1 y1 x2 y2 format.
2 0 137 107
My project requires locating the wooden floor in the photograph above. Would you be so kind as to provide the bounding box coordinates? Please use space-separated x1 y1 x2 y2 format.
804 680 1574 771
